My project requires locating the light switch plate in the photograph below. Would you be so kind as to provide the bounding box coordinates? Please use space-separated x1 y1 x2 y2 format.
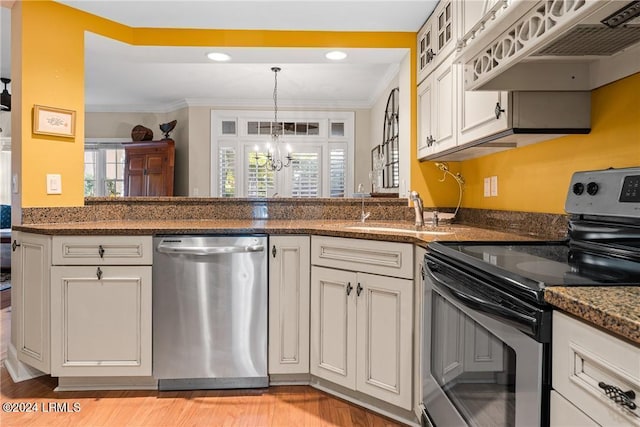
491 176 498 197
46 174 62 194
484 177 491 197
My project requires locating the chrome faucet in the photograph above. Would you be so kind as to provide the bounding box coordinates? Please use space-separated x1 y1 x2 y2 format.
409 191 424 227
358 183 371 223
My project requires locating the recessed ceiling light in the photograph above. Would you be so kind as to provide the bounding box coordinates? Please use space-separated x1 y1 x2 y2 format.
325 50 347 61
207 52 231 62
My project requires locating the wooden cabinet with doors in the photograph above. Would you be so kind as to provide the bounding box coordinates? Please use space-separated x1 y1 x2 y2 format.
123 139 175 196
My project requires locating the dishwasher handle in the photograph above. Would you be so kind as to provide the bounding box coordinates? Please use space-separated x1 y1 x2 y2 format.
156 243 265 256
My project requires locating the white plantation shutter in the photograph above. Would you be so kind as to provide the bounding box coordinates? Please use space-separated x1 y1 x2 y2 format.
246 151 275 197
329 146 346 197
291 152 320 197
218 147 236 197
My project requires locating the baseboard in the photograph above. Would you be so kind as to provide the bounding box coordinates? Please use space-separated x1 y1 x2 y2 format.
3 343 46 383
55 376 158 391
269 373 311 385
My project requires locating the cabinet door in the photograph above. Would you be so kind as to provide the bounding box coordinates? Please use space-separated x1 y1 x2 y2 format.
50 265 152 376
550 391 599 427
431 291 465 384
356 272 413 410
417 21 435 84
144 152 168 196
432 56 457 154
417 76 434 160
458 0 509 145
417 0 457 83
124 154 146 196
269 235 310 375
310 266 356 390
13 232 51 373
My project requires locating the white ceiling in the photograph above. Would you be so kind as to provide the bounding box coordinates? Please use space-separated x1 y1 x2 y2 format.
2 1 438 111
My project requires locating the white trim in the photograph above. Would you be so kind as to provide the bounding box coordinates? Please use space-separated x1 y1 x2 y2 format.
3 342 46 383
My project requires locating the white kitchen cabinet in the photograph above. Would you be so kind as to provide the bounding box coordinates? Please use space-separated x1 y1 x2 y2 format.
550 390 599 427
49 235 153 377
311 266 413 409
417 54 458 160
310 236 413 410
12 231 52 374
552 311 640 426
268 235 310 375
417 0 458 85
50 265 152 377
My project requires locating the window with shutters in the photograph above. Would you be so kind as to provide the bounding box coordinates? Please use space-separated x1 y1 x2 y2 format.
211 111 353 198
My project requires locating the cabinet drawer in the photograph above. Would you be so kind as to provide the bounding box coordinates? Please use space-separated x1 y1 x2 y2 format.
311 236 412 279
52 236 153 265
553 311 640 426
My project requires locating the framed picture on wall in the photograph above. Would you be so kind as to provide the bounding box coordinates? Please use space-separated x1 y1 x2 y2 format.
33 105 76 138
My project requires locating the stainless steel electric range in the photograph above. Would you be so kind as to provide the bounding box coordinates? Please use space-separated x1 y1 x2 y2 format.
421 167 640 427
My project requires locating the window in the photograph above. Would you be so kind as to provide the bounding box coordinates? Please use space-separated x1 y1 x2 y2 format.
212 111 353 198
84 141 126 197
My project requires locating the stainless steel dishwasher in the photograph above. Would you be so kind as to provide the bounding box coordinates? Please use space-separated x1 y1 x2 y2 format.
152 235 268 390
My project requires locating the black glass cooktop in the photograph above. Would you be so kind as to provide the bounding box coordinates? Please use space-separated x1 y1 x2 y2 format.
428 241 640 304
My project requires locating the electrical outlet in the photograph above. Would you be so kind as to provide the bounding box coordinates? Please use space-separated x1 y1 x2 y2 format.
484 177 491 197
491 176 498 197
46 174 62 194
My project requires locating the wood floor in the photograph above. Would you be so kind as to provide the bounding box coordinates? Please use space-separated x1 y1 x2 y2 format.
0 300 406 427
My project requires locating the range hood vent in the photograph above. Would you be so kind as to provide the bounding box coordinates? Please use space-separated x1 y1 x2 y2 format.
456 0 640 91
534 24 640 56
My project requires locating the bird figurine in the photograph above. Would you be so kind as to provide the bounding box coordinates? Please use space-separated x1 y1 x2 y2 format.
159 120 177 139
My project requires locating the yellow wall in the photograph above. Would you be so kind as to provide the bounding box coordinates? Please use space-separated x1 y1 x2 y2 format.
15 1 638 211
14 0 418 207
461 72 640 214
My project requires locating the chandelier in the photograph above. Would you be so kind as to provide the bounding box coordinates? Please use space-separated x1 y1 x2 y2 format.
255 67 291 171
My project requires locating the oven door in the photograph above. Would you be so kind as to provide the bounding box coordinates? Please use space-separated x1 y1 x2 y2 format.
422 258 549 427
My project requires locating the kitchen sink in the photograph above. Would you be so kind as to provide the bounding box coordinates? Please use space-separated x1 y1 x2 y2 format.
344 225 454 235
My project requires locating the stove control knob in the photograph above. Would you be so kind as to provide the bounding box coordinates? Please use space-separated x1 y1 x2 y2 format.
572 182 585 195
587 182 599 196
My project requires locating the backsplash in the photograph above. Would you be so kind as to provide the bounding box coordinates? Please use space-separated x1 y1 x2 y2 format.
456 208 568 240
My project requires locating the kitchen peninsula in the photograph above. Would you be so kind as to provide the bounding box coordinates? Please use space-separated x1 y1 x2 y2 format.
7 197 638 426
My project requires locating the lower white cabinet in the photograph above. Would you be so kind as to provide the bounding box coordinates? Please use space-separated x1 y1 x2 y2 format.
552 311 640 426
268 235 310 375
12 231 52 374
50 265 152 377
310 265 413 410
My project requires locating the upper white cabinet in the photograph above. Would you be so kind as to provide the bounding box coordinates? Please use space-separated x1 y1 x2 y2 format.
418 0 592 161
268 235 310 375
417 54 458 159
417 0 459 84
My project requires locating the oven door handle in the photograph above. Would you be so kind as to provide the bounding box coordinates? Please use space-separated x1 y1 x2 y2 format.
426 264 537 329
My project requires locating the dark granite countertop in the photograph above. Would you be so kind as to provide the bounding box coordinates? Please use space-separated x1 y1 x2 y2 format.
545 287 640 345
12 219 537 247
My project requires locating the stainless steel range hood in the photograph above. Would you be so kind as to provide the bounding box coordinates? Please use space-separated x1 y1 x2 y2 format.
456 0 640 91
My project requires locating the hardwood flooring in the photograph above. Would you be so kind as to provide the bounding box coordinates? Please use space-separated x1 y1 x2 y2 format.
0 368 405 427
0 301 406 427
